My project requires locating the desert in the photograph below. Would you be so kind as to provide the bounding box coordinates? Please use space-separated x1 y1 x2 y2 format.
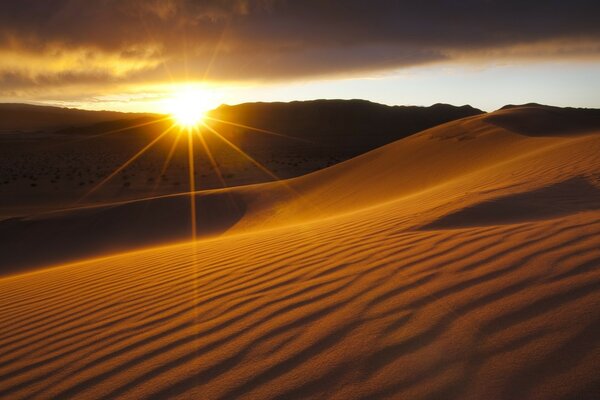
1 103 599 399
1 1 599 399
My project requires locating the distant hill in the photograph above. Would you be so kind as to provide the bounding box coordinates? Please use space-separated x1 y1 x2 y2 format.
0 100 486 213
0 103 155 132
44 99 486 187
1 100 483 145
207 99 484 154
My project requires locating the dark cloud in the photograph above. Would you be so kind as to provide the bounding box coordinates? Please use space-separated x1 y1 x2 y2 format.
0 0 598 91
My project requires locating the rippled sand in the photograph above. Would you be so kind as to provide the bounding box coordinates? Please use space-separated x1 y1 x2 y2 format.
1 105 599 399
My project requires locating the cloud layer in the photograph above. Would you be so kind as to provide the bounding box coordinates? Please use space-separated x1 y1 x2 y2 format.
1 0 599 94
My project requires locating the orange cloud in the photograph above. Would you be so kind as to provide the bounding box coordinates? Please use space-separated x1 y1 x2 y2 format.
0 0 598 94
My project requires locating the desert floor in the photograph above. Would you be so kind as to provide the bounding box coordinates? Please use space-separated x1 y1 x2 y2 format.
0 105 599 399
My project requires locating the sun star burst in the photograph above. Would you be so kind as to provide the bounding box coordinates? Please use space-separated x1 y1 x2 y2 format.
164 85 217 128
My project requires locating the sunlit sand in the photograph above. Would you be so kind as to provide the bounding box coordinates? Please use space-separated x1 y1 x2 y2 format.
0 104 598 399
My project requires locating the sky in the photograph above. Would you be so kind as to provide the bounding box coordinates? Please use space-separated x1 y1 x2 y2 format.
0 0 599 113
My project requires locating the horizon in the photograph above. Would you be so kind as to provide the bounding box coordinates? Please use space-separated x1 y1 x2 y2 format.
5 97 598 117
1 1 599 114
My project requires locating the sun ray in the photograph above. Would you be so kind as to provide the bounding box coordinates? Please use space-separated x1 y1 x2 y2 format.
43 116 173 151
202 23 230 81
201 122 281 182
195 130 245 215
153 130 182 193
202 121 324 215
75 116 172 142
138 11 175 84
196 131 228 190
204 116 312 143
186 128 197 241
183 30 189 82
78 123 177 202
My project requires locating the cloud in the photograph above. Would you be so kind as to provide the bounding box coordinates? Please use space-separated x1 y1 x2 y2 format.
0 0 599 93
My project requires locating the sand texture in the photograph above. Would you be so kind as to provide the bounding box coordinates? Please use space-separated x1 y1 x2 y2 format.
0 105 599 399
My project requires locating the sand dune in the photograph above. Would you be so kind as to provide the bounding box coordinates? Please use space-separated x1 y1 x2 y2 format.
0 104 599 399
3 104 599 273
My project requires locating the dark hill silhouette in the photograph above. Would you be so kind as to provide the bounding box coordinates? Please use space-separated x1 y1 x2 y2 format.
207 100 483 155
53 99 483 150
0 103 154 132
12 99 483 191
0 100 483 215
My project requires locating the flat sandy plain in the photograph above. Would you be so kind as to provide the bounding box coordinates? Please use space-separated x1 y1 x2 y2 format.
0 104 599 399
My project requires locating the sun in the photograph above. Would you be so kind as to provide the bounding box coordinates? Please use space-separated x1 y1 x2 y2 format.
163 85 219 128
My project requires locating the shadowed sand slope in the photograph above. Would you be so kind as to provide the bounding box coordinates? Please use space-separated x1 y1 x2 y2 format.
421 176 600 229
0 191 246 274
0 105 599 399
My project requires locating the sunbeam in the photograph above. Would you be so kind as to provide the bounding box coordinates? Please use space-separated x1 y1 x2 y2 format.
153 130 183 193
201 121 282 182
77 116 172 141
42 116 173 152
78 123 177 202
202 23 230 81
196 130 228 190
2 4 598 400
201 121 321 214
204 115 312 143
186 127 198 241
